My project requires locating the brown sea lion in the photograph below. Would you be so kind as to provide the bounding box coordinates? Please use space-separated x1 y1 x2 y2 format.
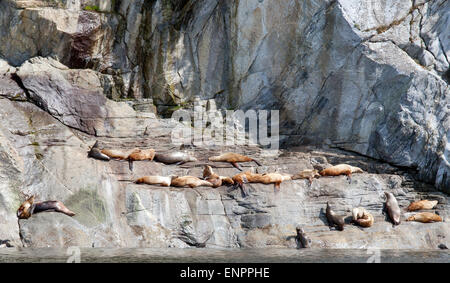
385 192 401 225
352 207 374 228
406 212 442 223
292 169 320 184
259 172 292 192
87 141 110 161
202 165 234 188
231 171 264 196
325 202 345 231
170 176 214 188
154 152 197 165
407 200 438 211
127 148 156 171
134 176 171 187
208 152 262 170
17 195 75 219
231 171 290 192
319 164 363 182
296 226 311 248
232 171 264 184
100 148 137 160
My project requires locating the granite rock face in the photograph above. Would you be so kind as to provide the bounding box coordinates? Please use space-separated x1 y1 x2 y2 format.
0 0 448 249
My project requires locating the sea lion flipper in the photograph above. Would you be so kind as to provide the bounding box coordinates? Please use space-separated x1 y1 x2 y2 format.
231 162 243 171
274 182 281 192
128 159 134 171
175 161 186 166
252 159 262 166
240 183 248 197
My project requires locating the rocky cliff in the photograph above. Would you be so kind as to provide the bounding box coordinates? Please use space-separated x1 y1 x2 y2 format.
0 0 448 249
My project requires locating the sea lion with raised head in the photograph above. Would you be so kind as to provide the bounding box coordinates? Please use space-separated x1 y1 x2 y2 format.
385 192 401 225
325 202 345 231
87 141 110 161
170 176 214 188
127 148 155 171
154 152 197 165
352 207 366 222
202 165 234 188
319 164 363 182
407 200 438 211
292 169 320 185
135 176 171 187
406 212 442 223
17 195 75 219
296 226 311 248
208 152 262 170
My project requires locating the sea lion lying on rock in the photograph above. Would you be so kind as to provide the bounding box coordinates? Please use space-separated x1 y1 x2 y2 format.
232 171 291 193
406 212 442 223
320 164 363 182
135 176 171 187
154 152 197 165
170 176 214 188
407 200 438 211
292 169 320 184
127 149 156 171
351 207 374 228
202 165 234 188
385 192 401 225
208 152 262 170
17 195 75 219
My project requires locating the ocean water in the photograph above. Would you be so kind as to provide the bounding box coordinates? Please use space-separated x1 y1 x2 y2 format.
0 248 448 263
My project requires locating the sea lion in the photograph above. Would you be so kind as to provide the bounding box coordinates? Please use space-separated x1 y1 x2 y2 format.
406 212 442 223
296 226 311 248
170 176 214 188
202 165 234 188
0 240 12 248
135 176 171 187
208 152 262 170
88 141 110 161
17 195 75 219
352 207 366 222
292 169 320 184
319 164 363 182
231 171 264 196
232 171 291 192
385 192 401 225
407 200 438 211
101 148 138 160
325 202 345 231
154 152 198 165
232 171 263 185
438 244 448 249
127 148 156 171
352 207 374 228
259 172 292 192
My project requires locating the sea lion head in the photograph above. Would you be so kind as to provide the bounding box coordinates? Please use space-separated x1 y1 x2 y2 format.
17 195 35 219
203 165 214 178
312 169 320 178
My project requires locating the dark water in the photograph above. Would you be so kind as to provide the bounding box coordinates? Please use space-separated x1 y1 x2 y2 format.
0 248 448 263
